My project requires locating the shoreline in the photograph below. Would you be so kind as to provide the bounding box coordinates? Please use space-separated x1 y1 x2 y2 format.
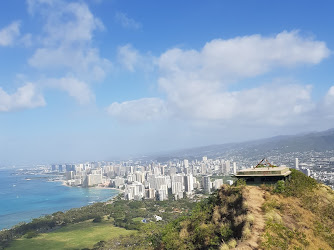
61 180 124 193
0 174 122 231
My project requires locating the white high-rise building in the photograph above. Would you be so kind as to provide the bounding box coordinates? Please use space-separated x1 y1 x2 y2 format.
135 171 145 183
202 156 208 162
306 169 311 177
222 162 229 175
225 161 231 174
295 158 299 170
148 176 167 191
124 182 145 200
171 174 184 188
184 159 189 168
158 186 168 201
172 181 183 194
201 164 206 174
145 188 155 199
233 162 237 174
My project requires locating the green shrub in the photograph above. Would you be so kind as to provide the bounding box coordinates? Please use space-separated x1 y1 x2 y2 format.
283 169 318 197
24 231 38 239
236 178 246 187
274 180 285 193
93 216 102 223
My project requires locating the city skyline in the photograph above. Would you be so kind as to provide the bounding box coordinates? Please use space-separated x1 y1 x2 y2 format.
1 0 334 164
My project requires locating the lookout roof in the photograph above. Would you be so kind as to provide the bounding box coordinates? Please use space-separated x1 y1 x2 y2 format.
235 166 291 177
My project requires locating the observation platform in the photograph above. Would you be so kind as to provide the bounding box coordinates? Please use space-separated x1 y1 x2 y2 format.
235 166 291 184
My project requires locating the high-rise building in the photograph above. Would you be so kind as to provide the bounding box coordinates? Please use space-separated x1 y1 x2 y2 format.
124 182 145 200
222 162 229 175
135 171 145 183
169 166 177 176
184 174 194 193
225 161 231 174
306 169 311 177
66 171 75 180
58 164 63 172
51 164 57 172
184 159 189 168
233 162 237 174
295 158 299 170
203 176 211 193
172 181 182 194
201 164 206 174
145 188 155 199
202 156 208 162
158 186 168 201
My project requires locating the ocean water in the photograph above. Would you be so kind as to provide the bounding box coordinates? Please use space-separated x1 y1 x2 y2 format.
0 169 119 230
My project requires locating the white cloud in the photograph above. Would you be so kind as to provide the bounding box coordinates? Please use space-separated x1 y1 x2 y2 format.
324 86 334 105
0 21 21 46
159 31 330 83
107 98 168 122
109 31 330 125
156 31 330 124
115 12 141 30
46 77 95 105
117 44 139 72
117 44 155 72
0 83 45 112
29 47 110 81
41 2 104 46
27 0 111 102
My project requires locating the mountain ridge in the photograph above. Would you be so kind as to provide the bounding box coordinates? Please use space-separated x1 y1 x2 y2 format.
153 128 334 160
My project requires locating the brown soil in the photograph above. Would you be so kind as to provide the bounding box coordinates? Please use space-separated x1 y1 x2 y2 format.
235 186 266 250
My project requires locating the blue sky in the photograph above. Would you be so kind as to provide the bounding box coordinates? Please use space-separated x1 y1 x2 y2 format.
1 0 334 165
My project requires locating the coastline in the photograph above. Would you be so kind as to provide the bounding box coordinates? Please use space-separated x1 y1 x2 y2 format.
0 171 121 231
61 180 124 193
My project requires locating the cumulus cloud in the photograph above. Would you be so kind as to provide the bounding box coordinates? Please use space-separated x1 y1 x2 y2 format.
27 0 111 102
107 98 168 122
117 44 139 72
29 47 110 81
108 31 330 124
46 77 94 104
115 12 141 30
159 31 330 82
156 31 330 124
0 83 45 112
324 86 334 106
319 85 334 120
0 21 21 46
117 44 155 72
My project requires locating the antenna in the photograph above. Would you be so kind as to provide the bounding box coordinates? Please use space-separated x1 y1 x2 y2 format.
254 158 274 168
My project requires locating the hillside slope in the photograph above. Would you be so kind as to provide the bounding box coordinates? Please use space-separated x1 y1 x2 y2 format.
136 170 334 250
76 170 334 250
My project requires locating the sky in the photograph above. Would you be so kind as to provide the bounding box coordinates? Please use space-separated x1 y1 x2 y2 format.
1 0 334 165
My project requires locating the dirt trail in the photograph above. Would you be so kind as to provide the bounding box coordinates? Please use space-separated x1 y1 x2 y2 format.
236 186 266 250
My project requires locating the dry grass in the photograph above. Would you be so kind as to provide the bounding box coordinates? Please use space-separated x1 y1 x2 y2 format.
260 188 334 250
235 186 266 249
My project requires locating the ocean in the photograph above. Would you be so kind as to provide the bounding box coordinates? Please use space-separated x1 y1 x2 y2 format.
0 169 119 230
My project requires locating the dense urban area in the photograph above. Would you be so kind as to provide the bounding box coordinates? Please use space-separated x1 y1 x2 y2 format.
18 149 334 199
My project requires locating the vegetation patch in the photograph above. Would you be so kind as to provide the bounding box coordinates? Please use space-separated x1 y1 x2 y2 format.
260 169 334 249
261 219 309 249
143 185 249 249
7 220 134 250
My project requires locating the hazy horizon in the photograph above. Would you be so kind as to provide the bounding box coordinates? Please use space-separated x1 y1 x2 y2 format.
1 1 334 165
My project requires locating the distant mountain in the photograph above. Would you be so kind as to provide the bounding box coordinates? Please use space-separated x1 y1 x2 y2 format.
155 128 334 160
